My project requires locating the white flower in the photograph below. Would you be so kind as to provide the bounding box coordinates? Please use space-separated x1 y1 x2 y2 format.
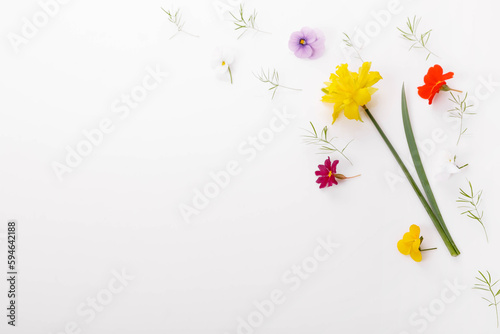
434 151 465 181
211 48 234 84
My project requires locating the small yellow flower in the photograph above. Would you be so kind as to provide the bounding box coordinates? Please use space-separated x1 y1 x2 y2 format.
397 224 422 262
321 62 382 123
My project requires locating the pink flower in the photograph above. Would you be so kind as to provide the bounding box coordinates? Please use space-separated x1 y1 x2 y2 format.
315 157 361 189
315 157 339 188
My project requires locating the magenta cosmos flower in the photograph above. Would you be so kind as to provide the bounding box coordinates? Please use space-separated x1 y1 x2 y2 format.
315 157 361 189
315 157 339 188
288 27 325 59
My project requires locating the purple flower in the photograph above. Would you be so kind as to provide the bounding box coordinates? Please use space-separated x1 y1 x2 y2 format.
288 27 325 59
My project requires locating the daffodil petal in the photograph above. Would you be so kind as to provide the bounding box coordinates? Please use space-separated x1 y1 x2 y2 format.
331 103 344 124
353 88 372 106
357 62 371 87
366 71 382 87
343 102 361 121
321 95 335 103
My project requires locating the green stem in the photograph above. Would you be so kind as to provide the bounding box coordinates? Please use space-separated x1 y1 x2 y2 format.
279 85 302 91
479 219 489 243
362 106 459 257
228 66 233 84
182 30 200 38
488 284 499 327
457 116 465 145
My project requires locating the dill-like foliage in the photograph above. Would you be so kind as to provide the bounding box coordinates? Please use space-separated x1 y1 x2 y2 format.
254 68 301 99
229 4 268 39
161 7 198 39
397 16 437 60
457 180 487 242
342 33 364 62
448 92 475 145
302 122 353 164
474 271 500 328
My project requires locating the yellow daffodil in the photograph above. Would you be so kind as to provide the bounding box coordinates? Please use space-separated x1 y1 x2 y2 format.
321 62 382 123
397 225 423 262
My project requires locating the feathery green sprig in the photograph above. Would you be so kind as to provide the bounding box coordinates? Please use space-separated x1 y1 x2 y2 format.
397 16 437 60
254 68 301 99
161 7 198 39
229 4 268 39
342 33 364 62
474 271 499 327
448 92 475 145
303 122 353 164
457 180 487 242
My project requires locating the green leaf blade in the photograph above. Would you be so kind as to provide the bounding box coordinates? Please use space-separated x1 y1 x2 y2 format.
401 84 460 256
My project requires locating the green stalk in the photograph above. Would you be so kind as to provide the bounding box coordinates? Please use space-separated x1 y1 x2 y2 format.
362 105 460 257
401 85 460 256
228 66 233 84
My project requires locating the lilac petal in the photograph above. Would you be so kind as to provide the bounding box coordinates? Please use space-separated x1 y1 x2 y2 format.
312 28 325 43
294 45 313 58
288 32 304 52
309 41 325 59
332 177 338 185
308 30 325 59
300 27 317 44
331 160 339 173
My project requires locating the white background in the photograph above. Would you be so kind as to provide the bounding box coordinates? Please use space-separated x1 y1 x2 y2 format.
1 0 500 333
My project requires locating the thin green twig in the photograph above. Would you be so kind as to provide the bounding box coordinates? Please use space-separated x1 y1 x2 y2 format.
457 180 488 242
161 7 198 39
397 16 437 60
474 271 499 327
448 92 475 145
229 4 269 39
342 33 364 62
254 68 301 99
302 122 353 164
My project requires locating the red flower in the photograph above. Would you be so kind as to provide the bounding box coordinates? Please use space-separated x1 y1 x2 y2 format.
417 65 454 104
315 157 339 188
